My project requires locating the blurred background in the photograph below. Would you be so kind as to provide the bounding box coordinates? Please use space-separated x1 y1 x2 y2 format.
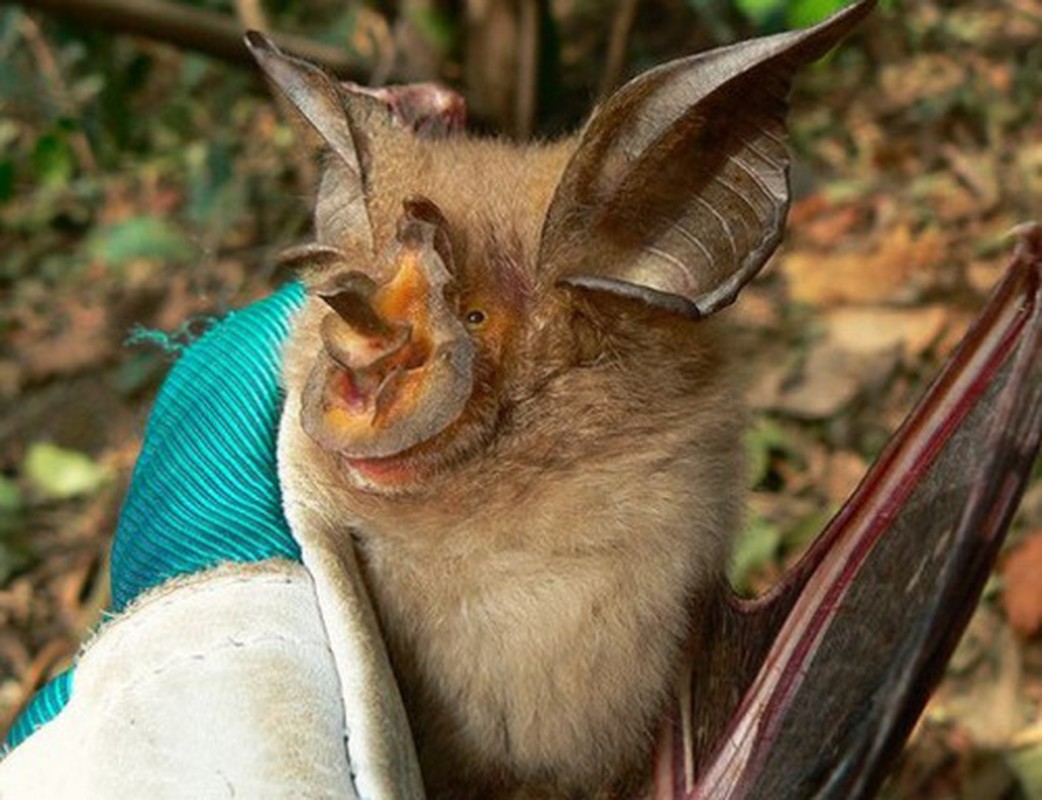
0 0 1040 795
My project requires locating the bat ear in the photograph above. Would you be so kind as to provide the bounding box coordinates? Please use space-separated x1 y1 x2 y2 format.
245 32 396 255
538 0 876 318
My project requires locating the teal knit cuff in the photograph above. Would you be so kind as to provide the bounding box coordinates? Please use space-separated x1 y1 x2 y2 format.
5 282 306 752
111 282 305 611
3 670 72 751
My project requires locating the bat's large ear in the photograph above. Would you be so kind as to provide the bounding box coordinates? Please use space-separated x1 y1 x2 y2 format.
245 31 391 255
538 0 876 318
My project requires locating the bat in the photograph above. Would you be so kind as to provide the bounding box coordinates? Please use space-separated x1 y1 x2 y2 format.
248 3 874 798
244 1 1040 797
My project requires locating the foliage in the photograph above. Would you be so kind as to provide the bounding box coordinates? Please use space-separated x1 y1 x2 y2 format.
23 443 109 502
0 476 29 586
735 0 849 30
0 2 1039 797
688 0 895 32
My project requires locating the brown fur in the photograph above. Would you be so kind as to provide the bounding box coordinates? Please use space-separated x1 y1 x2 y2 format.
249 7 876 792
278 132 744 798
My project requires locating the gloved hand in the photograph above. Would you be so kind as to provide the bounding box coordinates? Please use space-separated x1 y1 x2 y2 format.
3 60 481 800
5 281 306 749
1 280 423 800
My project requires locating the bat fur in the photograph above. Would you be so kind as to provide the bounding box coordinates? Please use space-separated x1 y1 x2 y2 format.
259 3 874 796
278 136 741 799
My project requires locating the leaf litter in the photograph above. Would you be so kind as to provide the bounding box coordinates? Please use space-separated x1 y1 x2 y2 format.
0 1 1040 795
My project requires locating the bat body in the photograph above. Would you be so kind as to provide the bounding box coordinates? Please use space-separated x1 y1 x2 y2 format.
277 136 741 798
249 3 876 797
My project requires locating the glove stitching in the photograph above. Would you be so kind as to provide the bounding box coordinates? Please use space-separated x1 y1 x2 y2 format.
90 568 308 645
128 634 336 687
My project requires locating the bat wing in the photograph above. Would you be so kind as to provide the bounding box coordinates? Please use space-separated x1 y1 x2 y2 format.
655 223 1042 800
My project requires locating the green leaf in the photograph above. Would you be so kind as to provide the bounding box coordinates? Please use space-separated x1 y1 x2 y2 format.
787 0 848 28
0 475 21 512
186 139 244 232
0 474 31 583
32 130 75 188
731 515 782 594
0 538 31 584
179 55 210 91
782 508 831 552
0 158 13 202
87 216 197 267
1008 744 1042 800
111 351 168 397
735 0 785 28
24 442 109 501
744 416 791 487
407 6 456 55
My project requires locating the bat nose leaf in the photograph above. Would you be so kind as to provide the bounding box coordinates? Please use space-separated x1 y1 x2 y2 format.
302 206 475 459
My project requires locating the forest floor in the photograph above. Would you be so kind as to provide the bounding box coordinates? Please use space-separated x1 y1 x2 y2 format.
0 0 1040 796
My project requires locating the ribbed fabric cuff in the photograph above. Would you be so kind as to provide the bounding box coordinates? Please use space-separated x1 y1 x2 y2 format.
111 283 305 611
3 670 73 751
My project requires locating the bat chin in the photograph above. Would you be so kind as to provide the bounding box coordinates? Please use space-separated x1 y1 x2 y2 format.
338 451 432 494
302 403 439 494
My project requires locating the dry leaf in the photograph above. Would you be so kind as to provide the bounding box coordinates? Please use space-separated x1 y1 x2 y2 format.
878 54 964 109
0 361 23 401
823 305 949 360
967 257 1008 295
752 341 897 419
15 303 113 382
942 146 1001 213
782 224 947 306
1002 532 1042 639
912 172 981 223
729 285 780 330
823 450 869 505
949 624 1022 747
789 195 864 248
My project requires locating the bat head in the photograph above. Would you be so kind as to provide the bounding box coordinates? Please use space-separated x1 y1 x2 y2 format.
246 3 869 496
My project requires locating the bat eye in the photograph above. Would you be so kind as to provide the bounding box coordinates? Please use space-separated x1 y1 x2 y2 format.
465 309 487 327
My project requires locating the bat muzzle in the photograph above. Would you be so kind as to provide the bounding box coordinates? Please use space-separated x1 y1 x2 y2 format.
300 221 475 461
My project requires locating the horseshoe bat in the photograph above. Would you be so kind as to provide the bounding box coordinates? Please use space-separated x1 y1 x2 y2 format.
246 1 1042 797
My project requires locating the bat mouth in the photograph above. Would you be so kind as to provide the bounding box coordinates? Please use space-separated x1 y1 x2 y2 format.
300 214 475 467
337 447 437 492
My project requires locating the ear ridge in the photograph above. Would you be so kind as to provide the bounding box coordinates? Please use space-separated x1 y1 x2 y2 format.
539 0 877 318
245 32 370 181
246 31 388 255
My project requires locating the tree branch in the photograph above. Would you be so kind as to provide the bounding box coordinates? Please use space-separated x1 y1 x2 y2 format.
598 0 639 100
11 0 372 81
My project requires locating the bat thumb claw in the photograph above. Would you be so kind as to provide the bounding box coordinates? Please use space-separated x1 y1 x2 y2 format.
1009 221 1042 261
